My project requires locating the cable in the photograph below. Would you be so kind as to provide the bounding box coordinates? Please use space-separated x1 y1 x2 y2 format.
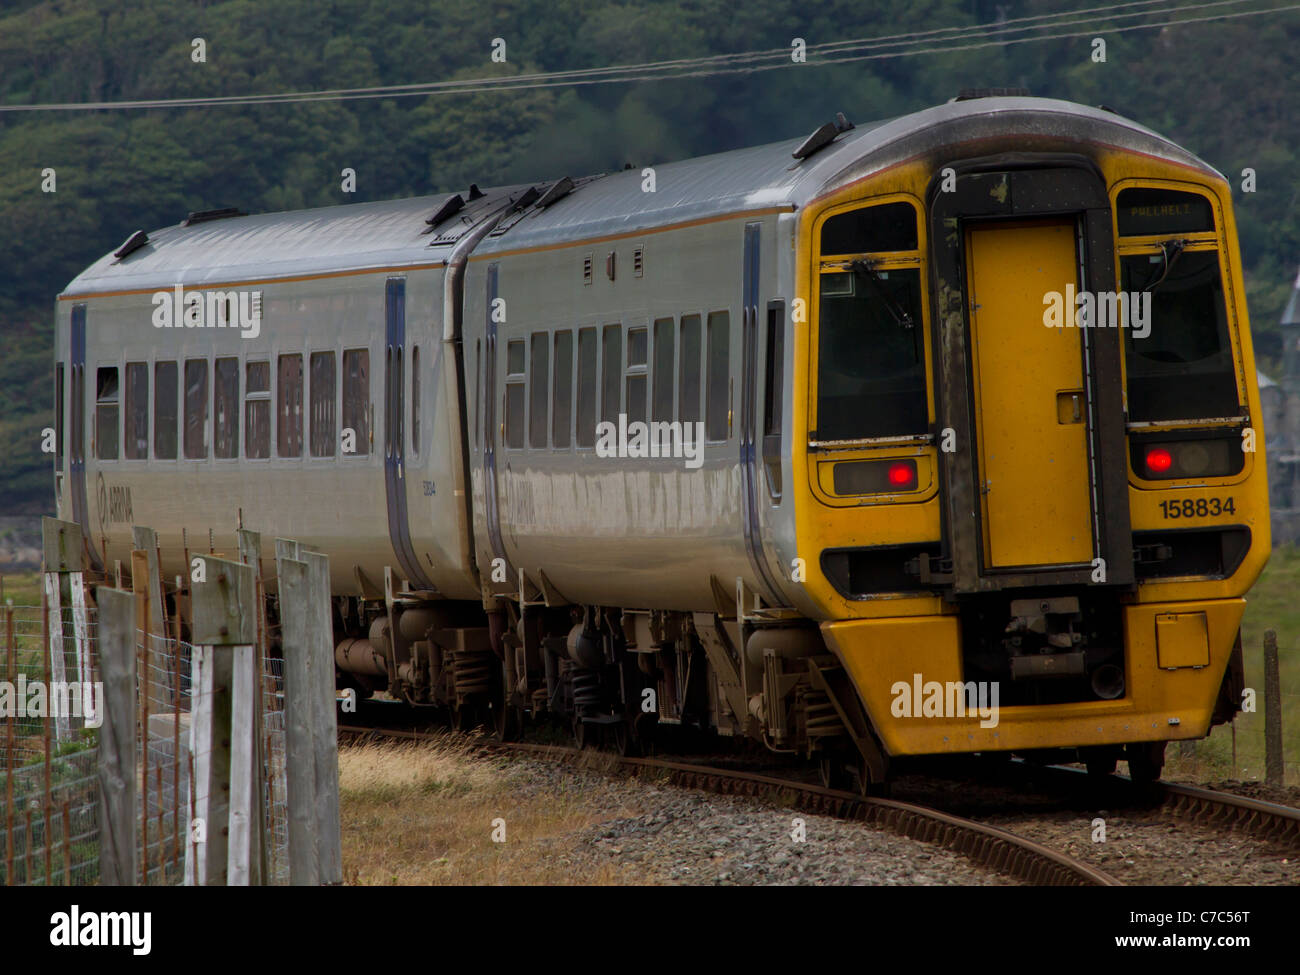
0 0 1294 112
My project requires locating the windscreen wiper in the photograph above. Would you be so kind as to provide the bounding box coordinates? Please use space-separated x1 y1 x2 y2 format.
1142 237 1188 294
851 259 915 329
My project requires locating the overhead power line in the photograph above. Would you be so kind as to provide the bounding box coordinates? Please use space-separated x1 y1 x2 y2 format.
0 0 1295 113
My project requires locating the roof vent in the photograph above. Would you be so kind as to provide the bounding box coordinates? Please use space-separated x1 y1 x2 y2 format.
536 176 575 208
113 230 149 260
510 185 541 212
952 87 1031 101
792 112 855 161
424 194 465 231
467 183 486 201
182 207 244 226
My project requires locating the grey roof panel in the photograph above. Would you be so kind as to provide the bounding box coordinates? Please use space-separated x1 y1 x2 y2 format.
62 97 1217 297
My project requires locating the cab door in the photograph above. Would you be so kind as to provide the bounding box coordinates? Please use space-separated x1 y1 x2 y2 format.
965 220 1094 568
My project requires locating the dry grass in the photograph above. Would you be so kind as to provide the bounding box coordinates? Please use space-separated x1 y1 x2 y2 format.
338 735 653 885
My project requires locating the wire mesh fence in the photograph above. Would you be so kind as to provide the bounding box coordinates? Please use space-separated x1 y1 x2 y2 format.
1 585 290 886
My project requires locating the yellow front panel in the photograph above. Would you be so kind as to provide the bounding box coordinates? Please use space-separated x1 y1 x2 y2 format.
966 221 1093 567
823 598 1244 755
1155 612 1211 669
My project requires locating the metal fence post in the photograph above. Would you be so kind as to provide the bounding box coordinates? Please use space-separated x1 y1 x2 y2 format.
96 588 137 886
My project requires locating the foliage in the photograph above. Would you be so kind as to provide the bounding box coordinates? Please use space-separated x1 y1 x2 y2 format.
0 0 1296 511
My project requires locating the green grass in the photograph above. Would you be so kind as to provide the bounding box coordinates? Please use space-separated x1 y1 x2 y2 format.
1166 545 1300 786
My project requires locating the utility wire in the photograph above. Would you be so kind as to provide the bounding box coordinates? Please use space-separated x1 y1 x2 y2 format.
0 0 1294 112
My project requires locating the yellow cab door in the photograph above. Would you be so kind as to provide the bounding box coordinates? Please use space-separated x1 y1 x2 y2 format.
964 220 1094 568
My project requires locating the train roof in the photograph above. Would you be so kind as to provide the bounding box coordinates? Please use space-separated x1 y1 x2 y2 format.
61 96 1219 298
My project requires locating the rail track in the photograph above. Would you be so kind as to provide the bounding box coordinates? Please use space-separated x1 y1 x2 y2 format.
337 724 1123 886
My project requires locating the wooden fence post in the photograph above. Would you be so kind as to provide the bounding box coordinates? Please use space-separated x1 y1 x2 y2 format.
187 555 257 886
132 526 170 708
96 588 137 886
304 551 342 885
236 528 269 886
1264 629 1283 786
278 556 318 885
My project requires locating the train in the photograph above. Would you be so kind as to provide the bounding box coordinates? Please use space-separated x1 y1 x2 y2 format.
54 91 1270 789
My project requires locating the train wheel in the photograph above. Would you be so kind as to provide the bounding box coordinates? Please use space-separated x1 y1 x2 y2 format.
611 722 632 756
853 757 891 798
453 700 479 734
1126 742 1167 784
489 698 521 743
573 716 593 750
1082 747 1118 777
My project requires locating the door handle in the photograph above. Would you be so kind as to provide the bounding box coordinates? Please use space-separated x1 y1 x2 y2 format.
1056 390 1084 424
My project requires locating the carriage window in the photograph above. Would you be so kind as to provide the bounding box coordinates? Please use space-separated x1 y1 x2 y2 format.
124 362 148 460
652 318 674 423
577 327 597 447
601 325 622 426
342 349 370 456
55 364 64 471
154 361 178 459
95 366 119 460
553 330 573 448
310 351 336 457
278 354 303 457
626 327 647 427
245 360 270 459
410 345 419 457
183 359 208 459
505 340 525 450
1122 251 1238 421
705 312 730 441
214 357 239 459
679 314 701 424
529 333 549 449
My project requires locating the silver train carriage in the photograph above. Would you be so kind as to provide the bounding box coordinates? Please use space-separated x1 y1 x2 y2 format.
55 94 1270 784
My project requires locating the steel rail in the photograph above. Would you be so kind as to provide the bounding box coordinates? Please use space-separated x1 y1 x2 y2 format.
338 725 1123 886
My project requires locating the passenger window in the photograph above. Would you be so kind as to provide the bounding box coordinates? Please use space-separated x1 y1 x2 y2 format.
310 352 336 457
183 359 208 459
529 333 549 449
245 361 271 459
277 354 303 457
124 362 148 460
705 312 730 441
410 345 419 457
154 361 178 459
626 326 647 426
601 325 621 426
505 339 525 450
576 327 597 447
679 314 701 424
553 330 573 449
214 357 239 459
95 366 119 460
342 349 370 456
652 318 674 423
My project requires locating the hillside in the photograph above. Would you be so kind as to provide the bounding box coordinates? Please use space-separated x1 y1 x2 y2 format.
2 0 1297 512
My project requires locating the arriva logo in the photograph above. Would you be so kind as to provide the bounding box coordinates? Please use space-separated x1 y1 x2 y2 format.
151 285 262 338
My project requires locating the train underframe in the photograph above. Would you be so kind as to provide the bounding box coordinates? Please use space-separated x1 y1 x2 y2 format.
324 584 1247 790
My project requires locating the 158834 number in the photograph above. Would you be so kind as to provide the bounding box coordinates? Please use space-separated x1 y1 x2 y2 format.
1159 497 1235 519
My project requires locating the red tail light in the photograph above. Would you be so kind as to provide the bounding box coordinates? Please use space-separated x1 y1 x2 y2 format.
887 461 917 488
1145 447 1174 474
